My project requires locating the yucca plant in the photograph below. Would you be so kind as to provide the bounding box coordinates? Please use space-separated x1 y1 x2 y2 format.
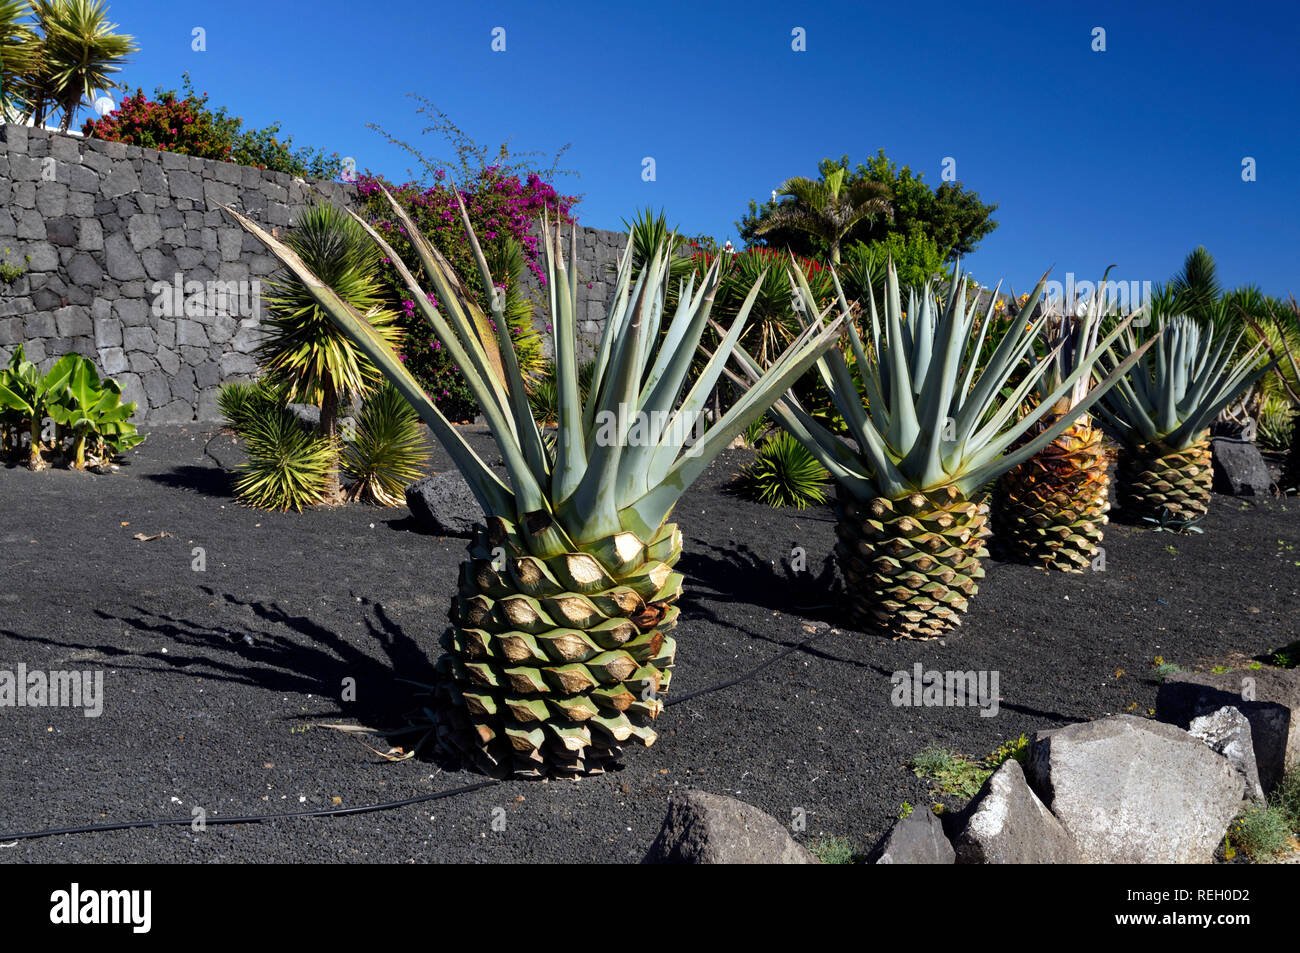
216 376 286 433
739 429 830 509
1095 298 1272 522
259 202 401 502
727 262 1151 639
995 270 1131 572
1244 297 1300 491
341 381 430 506
233 405 336 512
222 187 843 777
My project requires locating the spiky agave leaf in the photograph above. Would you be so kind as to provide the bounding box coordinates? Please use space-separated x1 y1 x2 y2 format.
1094 300 1273 521
341 381 430 506
222 191 844 775
727 259 1154 636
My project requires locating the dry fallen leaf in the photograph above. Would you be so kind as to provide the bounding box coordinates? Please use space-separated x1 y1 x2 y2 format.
132 532 172 542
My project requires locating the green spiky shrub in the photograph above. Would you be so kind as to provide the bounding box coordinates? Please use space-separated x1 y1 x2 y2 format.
259 202 401 502
233 405 336 511
341 382 431 506
223 186 843 778
1095 299 1272 523
729 263 1150 639
216 377 286 433
739 429 830 509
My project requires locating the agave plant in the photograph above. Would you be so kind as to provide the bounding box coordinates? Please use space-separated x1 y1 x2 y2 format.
727 262 1151 639
341 381 430 506
1095 300 1272 522
222 188 843 777
995 270 1132 572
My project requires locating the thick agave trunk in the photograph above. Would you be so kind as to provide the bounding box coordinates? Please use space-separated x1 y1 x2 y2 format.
996 414 1110 572
835 484 989 640
431 515 683 778
1118 436 1212 522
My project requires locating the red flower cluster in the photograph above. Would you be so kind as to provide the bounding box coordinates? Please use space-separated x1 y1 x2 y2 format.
81 89 232 160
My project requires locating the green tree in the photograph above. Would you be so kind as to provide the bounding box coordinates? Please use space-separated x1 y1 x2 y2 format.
751 165 893 266
24 0 136 132
739 150 998 263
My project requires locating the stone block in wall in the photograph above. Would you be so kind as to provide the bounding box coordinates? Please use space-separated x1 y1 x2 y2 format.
53 305 91 337
17 208 43 239
220 351 258 376
25 241 58 272
46 216 76 246
176 318 209 348
24 312 55 337
155 345 179 375
98 346 128 375
0 317 20 346
202 180 238 208
0 208 14 236
104 232 145 280
128 351 156 374
142 371 170 408
21 337 44 363
115 371 146 416
170 169 203 202
128 213 162 250
123 326 154 352
94 316 122 348
100 163 139 199
66 251 101 287
77 218 103 251
114 298 149 327
35 181 68 217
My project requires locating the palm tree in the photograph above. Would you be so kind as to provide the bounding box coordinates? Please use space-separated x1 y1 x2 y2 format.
0 1 36 122
1170 245 1221 320
258 203 402 503
27 0 135 131
753 166 893 265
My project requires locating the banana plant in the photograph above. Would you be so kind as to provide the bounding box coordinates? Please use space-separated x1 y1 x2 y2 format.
47 357 144 469
0 346 77 469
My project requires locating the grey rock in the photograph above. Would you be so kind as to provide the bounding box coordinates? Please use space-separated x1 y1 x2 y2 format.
101 163 140 199
114 298 150 327
1189 706 1266 803
34 181 67 217
176 318 209 348
94 317 123 348
123 327 155 352
955 760 1079 863
25 242 59 272
0 317 21 346
128 213 162 251
98 347 128 375
643 790 817 864
151 399 194 424
104 232 146 280
1211 437 1272 496
142 371 171 408
67 252 102 286
24 312 56 338
77 218 103 251
44 216 77 246
1025 715 1241 863
128 351 157 374
1157 668 1300 792
155 345 180 376
140 162 168 196
868 806 955 864
404 471 483 538
169 169 204 202
54 306 92 338
115 371 146 415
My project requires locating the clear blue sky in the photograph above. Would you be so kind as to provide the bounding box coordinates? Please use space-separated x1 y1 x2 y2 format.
102 0 1298 296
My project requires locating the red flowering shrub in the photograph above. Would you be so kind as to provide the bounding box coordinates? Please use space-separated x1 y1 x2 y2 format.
81 88 231 159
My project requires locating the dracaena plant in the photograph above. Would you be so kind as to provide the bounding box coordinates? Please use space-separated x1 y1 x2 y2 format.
727 262 1151 639
223 188 843 778
1094 296 1272 522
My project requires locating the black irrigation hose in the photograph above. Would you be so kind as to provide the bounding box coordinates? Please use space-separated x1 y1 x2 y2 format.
0 628 831 843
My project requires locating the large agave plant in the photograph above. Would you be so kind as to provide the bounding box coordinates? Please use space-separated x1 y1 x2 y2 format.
728 262 1151 639
995 271 1132 571
1095 300 1272 523
223 190 843 777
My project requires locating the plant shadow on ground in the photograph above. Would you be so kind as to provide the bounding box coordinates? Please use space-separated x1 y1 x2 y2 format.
143 464 237 499
0 586 456 766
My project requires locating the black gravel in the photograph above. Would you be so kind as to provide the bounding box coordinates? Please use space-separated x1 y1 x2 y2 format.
1 426 1297 863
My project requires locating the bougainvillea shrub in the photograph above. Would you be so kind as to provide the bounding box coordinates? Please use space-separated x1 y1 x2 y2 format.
355 167 578 421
